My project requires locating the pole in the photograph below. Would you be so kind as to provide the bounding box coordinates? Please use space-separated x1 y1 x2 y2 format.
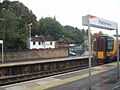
2 42 4 64
28 23 32 49
88 26 92 90
29 23 32 40
116 27 119 80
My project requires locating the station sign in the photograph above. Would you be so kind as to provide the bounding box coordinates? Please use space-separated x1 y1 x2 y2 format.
82 15 118 30
0 40 3 44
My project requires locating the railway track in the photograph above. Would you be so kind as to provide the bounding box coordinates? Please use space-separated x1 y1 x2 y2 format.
0 56 95 86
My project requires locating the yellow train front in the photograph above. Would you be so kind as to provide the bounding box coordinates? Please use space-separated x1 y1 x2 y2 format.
93 35 116 64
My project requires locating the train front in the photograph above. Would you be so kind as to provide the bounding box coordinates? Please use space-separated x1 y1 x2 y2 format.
93 35 115 64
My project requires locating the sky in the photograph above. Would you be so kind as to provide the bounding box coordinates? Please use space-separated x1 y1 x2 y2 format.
2 0 120 35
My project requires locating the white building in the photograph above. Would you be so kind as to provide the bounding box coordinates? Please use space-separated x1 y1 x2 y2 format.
28 35 56 49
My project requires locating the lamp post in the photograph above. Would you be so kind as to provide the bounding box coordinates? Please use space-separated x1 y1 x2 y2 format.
27 23 32 49
28 23 32 40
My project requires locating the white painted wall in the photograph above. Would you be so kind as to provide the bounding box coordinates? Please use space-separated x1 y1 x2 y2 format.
29 41 56 49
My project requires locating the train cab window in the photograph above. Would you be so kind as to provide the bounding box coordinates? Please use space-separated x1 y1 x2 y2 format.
106 38 114 51
93 36 114 52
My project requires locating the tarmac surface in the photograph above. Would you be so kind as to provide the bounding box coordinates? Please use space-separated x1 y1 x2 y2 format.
0 62 120 90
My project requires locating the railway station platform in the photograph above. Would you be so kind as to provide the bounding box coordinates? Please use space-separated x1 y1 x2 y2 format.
1 62 120 90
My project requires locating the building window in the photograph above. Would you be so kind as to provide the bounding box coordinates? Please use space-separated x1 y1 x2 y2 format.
39 42 41 45
50 42 52 45
33 41 35 45
42 42 44 45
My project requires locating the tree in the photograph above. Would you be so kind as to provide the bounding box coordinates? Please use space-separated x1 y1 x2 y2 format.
63 25 87 44
38 17 64 40
0 0 37 50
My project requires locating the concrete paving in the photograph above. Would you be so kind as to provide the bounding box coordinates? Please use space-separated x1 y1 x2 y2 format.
0 62 120 90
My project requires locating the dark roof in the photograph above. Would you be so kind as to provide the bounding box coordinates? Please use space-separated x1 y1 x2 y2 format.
31 35 54 42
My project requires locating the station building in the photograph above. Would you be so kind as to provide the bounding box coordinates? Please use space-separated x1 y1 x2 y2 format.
28 35 56 49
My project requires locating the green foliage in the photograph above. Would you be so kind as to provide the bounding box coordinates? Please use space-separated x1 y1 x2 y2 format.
63 25 87 44
0 0 37 50
37 18 87 44
38 17 64 40
38 17 63 40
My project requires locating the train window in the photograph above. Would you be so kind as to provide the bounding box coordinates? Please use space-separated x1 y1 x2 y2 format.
106 38 114 51
93 36 114 52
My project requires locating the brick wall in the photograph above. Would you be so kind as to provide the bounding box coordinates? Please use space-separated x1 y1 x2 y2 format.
0 48 68 62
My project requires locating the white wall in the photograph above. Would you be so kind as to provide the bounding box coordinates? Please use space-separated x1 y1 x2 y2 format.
29 41 56 49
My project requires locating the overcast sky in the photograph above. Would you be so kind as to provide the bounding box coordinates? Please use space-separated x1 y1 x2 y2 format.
3 0 120 35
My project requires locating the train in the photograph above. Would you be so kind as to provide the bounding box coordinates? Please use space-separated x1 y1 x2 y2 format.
93 35 119 64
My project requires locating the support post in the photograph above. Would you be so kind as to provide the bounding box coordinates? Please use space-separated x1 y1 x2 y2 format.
116 27 119 80
88 26 92 90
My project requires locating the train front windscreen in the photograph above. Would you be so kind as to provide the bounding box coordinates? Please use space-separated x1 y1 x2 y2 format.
94 36 114 52
106 37 114 52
